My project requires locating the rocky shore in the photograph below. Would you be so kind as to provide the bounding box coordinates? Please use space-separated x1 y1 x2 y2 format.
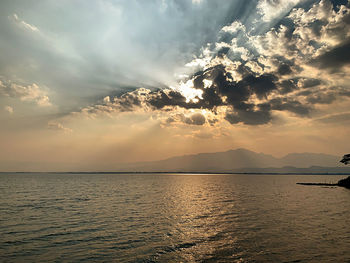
337 176 350 189
297 176 350 189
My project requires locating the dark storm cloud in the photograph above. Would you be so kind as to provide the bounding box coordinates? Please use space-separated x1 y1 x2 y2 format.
192 65 278 107
306 92 337 104
209 66 251 105
148 90 189 110
310 41 350 70
225 107 272 125
120 63 312 124
297 86 350 104
298 78 321 89
277 64 293 75
82 63 280 125
268 98 310 116
278 79 298 94
241 74 278 99
195 66 309 120
92 56 343 125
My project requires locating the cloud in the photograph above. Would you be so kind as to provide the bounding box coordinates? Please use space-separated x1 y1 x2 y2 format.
221 21 246 35
268 98 310 116
257 0 304 22
306 92 337 104
315 112 350 124
74 64 291 126
0 79 51 107
165 112 207 126
184 0 350 123
278 79 299 94
289 0 350 46
225 108 272 125
310 40 350 70
70 0 350 127
10 13 39 32
148 89 190 110
4 105 13 114
77 88 186 118
47 121 72 133
0 1 258 119
184 113 206 125
192 131 214 139
297 78 321 89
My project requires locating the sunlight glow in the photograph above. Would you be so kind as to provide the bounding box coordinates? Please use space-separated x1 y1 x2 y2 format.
173 79 203 103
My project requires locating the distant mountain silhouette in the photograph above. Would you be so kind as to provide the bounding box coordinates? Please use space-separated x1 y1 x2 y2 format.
121 148 347 173
279 152 340 168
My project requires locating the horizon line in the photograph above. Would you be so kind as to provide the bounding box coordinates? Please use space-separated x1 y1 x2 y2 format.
1 171 350 175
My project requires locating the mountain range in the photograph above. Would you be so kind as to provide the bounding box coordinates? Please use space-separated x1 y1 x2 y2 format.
120 148 350 173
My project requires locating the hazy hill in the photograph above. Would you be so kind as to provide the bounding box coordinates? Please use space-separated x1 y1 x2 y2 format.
121 148 344 172
279 152 339 167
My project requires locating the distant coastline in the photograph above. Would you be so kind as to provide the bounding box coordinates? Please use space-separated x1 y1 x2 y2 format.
2 148 349 174
2 170 350 175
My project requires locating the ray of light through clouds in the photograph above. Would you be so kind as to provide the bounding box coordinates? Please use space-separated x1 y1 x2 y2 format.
0 0 349 171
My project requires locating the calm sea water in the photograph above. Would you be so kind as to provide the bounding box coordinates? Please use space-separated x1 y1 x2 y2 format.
0 173 349 262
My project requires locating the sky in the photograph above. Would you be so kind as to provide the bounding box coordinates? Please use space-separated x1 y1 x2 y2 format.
0 0 350 171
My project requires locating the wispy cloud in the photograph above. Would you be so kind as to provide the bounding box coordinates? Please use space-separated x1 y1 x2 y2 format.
314 112 350 124
4 105 13 114
47 121 72 133
10 13 39 32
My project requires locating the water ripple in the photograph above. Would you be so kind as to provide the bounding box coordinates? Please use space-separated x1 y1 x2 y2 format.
0 173 349 262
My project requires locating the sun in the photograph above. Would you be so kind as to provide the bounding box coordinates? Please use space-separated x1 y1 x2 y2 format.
172 79 213 103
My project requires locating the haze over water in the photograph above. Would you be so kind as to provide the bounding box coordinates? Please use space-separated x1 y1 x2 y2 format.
1 173 349 262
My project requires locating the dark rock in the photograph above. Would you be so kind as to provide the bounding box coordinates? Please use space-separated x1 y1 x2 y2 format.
297 155 350 189
296 183 336 186
337 176 350 189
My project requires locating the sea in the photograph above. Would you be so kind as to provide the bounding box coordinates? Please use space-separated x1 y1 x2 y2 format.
0 173 349 262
